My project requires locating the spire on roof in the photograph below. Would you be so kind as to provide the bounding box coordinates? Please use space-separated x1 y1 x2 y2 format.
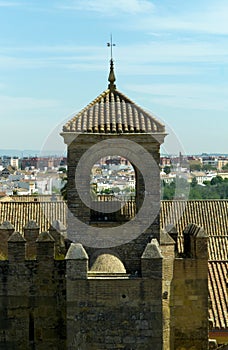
107 35 116 91
108 58 116 91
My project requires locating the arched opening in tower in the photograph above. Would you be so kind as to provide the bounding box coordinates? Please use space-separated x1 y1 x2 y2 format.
90 155 137 222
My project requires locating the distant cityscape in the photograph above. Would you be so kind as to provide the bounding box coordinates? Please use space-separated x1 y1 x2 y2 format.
0 151 228 200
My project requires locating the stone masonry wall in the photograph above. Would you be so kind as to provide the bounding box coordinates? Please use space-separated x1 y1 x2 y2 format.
170 224 209 350
67 133 161 275
0 225 66 350
66 240 163 350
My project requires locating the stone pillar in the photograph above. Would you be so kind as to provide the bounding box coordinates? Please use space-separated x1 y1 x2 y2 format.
49 220 66 258
141 239 163 278
183 223 208 259
166 224 178 253
195 227 208 259
0 221 14 258
171 224 208 350
36 231 55 261
160 229 175 350
141 239 163 350
24 220 39 259
65 243 88 280
66 243 88 349
7 232 29 349
8 231 26 262
35 231 65 349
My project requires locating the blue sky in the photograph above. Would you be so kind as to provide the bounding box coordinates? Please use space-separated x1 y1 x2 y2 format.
0 0 227 155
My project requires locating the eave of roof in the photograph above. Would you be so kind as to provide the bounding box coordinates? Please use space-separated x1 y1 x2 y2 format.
62 88 165 135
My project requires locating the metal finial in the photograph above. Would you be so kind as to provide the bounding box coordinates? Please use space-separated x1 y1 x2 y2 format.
107 35 116 91
107 34 116 60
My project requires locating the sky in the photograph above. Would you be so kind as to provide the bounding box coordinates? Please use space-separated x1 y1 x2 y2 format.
0 0 227 155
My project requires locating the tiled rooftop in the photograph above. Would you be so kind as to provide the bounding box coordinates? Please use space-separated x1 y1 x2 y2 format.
62 89 165 134
160 200 228 261
0 201 66 232
0 199 227 260
9 195 62 202
209 261 228 329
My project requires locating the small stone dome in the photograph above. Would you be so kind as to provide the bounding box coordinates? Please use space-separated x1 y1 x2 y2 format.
91 254 126 273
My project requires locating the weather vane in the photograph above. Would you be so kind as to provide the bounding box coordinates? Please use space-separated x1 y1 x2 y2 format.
107 34 116 60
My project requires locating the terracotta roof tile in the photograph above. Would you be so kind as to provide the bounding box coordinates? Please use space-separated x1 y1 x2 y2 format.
0 201 66 233
209 261 228 329
161 200 228 260
62 89 165 134
0 200 227 260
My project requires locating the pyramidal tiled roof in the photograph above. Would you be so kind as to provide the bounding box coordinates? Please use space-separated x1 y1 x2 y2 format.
63 89 165 134
63 60 165 135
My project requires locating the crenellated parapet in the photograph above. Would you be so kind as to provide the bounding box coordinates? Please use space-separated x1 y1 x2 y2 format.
170 223 209 350
183 223 208 259
36 231 55 261
49 220 67 258
159 229 175 350
65 243 88 280
0 220 67 261
0 220 67 349
141 238 163 278
0 221 14 258
24 220 39 259
8 231 26 262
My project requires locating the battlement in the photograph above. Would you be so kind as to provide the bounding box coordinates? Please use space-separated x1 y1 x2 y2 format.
0 220 66 261
171 224 209 350
0 219 210 349
0 220 67 349
183 223 208 259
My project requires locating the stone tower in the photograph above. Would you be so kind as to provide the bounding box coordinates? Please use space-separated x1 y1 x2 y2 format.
61 59 166 272
61 60 168 349
61 60 209 349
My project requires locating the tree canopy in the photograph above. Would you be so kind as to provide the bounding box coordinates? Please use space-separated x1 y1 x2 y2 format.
162 176 228 200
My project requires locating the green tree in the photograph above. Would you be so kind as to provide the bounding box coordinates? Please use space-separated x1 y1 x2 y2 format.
161 180 176 200
189 163 202 172
222 163 228 171
191 177 198 187
161 176 228 200
163 166 171 175
211 176 223 185
202 164 216 171
58 167 67 173
52 186 60 194
112 186 121 193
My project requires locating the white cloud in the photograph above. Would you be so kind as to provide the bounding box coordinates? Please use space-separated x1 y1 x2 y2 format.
0 95 60 113
127 1 228 35
0 1 23 6
59 0 154 15
126 83 228 111
117 41 228 64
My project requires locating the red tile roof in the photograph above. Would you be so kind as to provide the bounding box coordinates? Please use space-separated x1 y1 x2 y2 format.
62 89 165 134
209 261 228 330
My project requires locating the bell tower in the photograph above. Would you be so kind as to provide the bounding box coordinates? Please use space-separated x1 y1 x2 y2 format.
61 60 167 349
61 59 166 273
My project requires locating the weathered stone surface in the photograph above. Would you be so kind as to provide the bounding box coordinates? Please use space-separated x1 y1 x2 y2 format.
65 243 88 260
141 239 163 259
